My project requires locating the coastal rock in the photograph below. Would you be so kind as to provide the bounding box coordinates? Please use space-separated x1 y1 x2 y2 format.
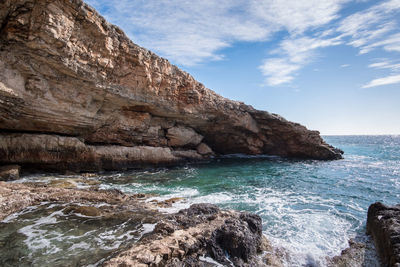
104 203 283 266
0 165 20 181
0 0 342 171
367 202 400 266
0 183 283 266
0 181 159 221
167 125 203 147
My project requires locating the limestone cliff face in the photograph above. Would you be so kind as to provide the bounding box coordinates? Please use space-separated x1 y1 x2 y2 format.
0 0 342 171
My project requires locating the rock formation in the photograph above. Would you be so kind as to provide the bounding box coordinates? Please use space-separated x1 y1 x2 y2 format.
0 182 283 266
367 202 400 267
104 203 283 266
0 0 343 172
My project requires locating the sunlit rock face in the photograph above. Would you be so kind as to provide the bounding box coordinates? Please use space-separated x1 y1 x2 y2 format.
0 0 342 171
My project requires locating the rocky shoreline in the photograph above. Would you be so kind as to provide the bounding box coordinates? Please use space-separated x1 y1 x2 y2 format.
1 179 396 267
0 181 284 266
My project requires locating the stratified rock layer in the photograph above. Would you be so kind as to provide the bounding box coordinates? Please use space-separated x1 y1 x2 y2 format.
367 202 400 267
0 0 342 171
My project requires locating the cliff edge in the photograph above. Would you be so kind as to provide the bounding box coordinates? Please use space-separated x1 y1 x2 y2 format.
0 0 342 171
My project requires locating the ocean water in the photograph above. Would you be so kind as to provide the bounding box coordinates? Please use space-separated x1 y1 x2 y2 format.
3 135 400 266
97 135 400 266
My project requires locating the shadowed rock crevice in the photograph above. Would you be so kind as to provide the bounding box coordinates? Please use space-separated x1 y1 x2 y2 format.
0 0 342 172
367 202 400 267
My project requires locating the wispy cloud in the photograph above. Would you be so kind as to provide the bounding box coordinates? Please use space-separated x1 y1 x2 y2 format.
362 74 400 88
338 0 400 55
260 35 342 85
262 0 400 86
368 59 400 70
363 58 400 88
86 0 348 67
86 0 273 65
86 0 400 87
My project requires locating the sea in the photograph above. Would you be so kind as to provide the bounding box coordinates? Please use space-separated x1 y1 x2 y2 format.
1 135 399 266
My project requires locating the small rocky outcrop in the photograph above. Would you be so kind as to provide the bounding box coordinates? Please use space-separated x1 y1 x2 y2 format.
104 203 283 267
367 202 400 267
0 0 342 172
0 165 20 181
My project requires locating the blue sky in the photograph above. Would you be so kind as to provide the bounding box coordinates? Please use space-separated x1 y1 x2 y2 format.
86 0 400 135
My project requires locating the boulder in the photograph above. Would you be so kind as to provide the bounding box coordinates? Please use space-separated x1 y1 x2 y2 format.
167 126 203 147
197 142 214 155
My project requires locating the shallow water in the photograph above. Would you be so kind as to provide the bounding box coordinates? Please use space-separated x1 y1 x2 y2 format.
0 203 155 267
4 135 400 266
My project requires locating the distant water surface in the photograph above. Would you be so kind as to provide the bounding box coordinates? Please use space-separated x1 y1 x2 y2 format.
4 135 400 266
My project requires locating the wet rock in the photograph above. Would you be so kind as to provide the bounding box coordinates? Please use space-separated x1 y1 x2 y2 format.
367 202 400 267
328 240 366 267
1 183 284 266
154 197 185 208
48 179 77 189
207 212 263 265
64 205 101 217
0 0 341 172
104 203 282 266
0 182 159 221
0 165 20 181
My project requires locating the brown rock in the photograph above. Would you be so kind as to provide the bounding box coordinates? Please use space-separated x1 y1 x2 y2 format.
64 205 101 217
197 142 214 155
48 179 77 189
0 165 20 181
0 0 342 172
167 126 203 147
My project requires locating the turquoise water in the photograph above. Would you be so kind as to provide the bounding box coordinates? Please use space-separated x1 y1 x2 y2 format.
6 135 400 266
97 135 400 266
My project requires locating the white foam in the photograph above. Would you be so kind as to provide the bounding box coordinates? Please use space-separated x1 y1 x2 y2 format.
199 255 224 266
141 223 156 235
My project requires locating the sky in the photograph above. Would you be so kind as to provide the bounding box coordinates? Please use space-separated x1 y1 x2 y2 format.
86 0 400 135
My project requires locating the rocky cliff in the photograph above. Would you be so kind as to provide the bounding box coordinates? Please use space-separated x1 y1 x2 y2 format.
0 0 342 171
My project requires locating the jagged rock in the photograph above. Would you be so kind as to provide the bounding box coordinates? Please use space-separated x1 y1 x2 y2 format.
367 202 400 267
104 203 283 266
0 0 342 171
0 165 20 181
197 142 214 155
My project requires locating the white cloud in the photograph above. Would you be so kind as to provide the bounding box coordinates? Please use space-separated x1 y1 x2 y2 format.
249 0 347 34
338 0 400 54
86 0 273 65
368 59 400 70
341 64 350 68
86 0 348 67
260 35 342 85
85 0 400 87
362 74 400 88
260 58 300 86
